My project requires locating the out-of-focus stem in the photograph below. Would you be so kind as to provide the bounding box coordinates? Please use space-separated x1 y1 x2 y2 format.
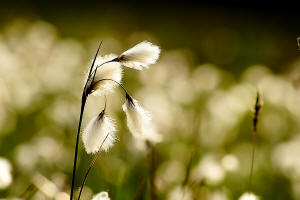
134 178 147 200
247 91 262 193
248 129 256 192
146 141 157 200
183 151 194 187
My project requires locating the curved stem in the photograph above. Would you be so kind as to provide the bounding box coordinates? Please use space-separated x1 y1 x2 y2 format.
70 49 119 199
91 61 111 81
86 59 118 95
94 57 118 70
90 57 118 84
70 42 102 200
77 133 110 200
96 78 130 95
104 96 107 111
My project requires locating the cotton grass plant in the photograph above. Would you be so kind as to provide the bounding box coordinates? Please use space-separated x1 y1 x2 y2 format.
81 101 117 154
247 91 262 193
69 41 161 200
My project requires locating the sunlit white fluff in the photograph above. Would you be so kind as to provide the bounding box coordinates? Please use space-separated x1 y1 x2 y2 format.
0 157 12 189
238 192 259 200
92 191 111 200
122 94 161 143
118 41 160 70
82 112 117 154
88 54 122 96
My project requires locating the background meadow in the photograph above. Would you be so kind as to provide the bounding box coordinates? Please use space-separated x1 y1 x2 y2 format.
0 2 300 200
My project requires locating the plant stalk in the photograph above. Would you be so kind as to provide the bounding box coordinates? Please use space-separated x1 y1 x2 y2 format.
248 129 256 192
247 91 261 193
78 133 110 200
70 42 102 200
70 95 87 200
146 141 156 200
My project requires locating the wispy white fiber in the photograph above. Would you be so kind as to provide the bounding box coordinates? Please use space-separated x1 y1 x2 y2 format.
88 54 122 96
118 41 160 70
122 94 161 143
92 191 111 200
82 112 117 154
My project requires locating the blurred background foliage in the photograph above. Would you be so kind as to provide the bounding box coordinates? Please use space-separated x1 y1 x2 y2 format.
0 2 300 200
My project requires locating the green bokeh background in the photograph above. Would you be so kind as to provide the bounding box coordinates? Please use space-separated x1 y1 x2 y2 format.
0 2 299 200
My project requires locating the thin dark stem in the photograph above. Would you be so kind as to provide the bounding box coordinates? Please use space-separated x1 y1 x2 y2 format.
93 56 118 71
87 56 118 92
20 184 36 199
248 130 256 193
91 59 116 81
247 91 261 193
134 178 147 200
77 133 110 200
70 42 102 200
70 95 87 200
95 78 130 95
182 151 194 187
179 151 194 200
84 42 103 96
146 141 157 200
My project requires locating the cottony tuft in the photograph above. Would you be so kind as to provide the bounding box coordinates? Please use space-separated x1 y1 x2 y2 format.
82 110 117 154
117 41 160 70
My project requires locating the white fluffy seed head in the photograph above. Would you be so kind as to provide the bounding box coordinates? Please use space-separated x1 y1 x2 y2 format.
122 94 162 143
92 191 110 200
118 41 160 70
88 54 122 96
82 112 117 154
